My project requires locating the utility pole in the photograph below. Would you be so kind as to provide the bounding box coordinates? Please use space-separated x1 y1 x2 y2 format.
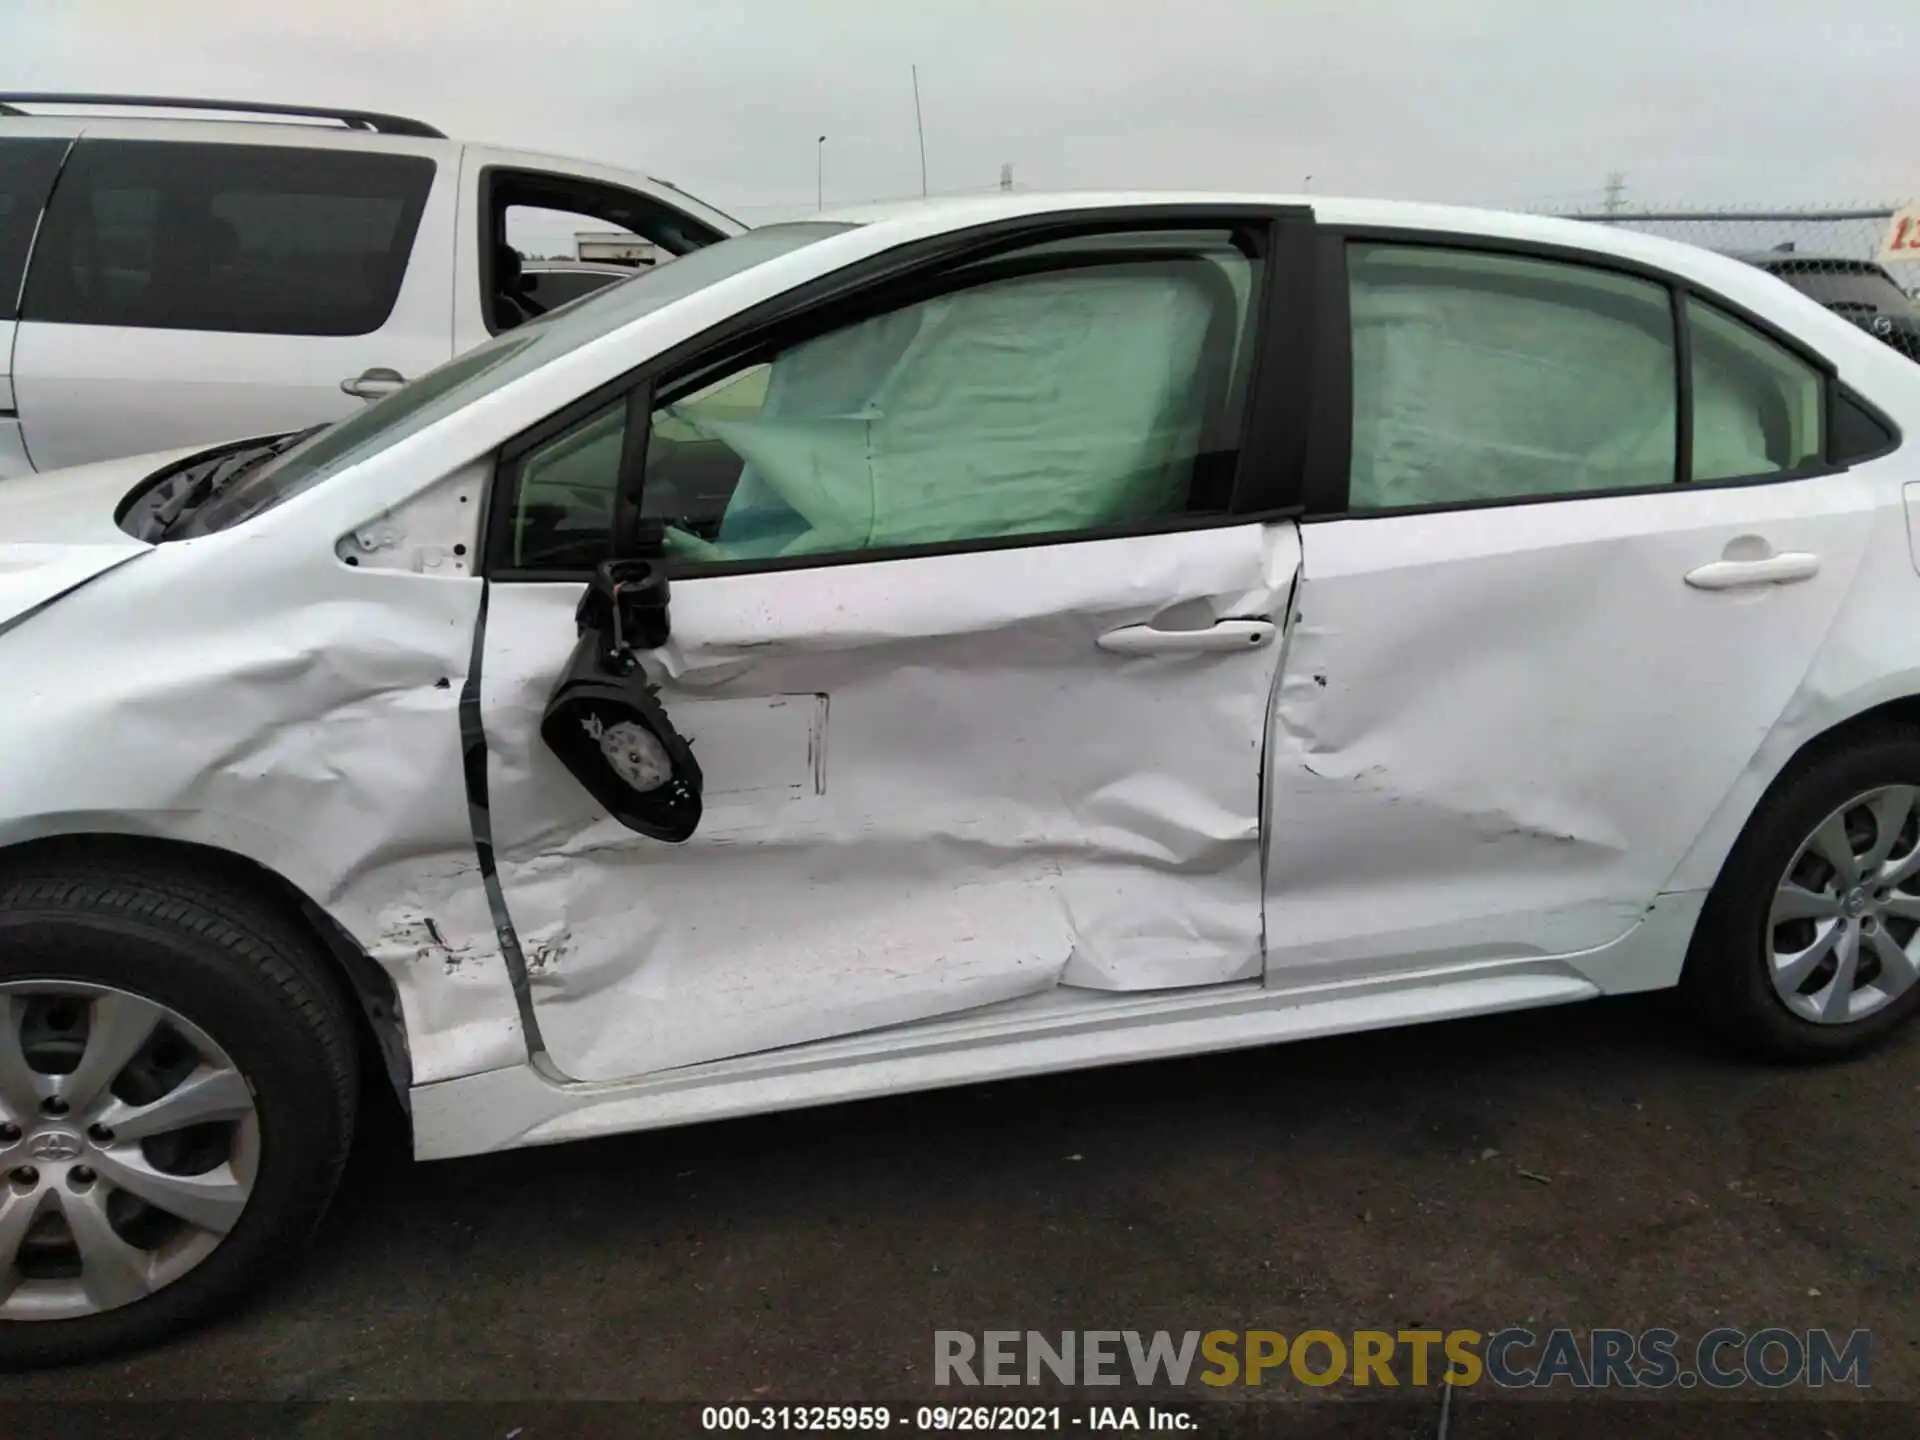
912 66 928 197
817 135 827 211
1603 171 1627 217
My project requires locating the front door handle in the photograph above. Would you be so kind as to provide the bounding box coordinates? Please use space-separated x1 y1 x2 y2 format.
1097 618 1276 655
340 367 408 401
1684 553 1820 590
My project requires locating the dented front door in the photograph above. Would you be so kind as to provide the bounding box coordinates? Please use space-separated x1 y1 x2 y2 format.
480 523 1299 1083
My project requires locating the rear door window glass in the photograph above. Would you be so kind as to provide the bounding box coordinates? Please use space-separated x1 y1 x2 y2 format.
1687 298 1825 482
0 137 68 321
1347 243 1679 510
21 139 434 335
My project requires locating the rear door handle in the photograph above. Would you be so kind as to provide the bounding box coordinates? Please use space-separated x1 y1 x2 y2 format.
340 367 408 401
1097 618 1275 655
1684 553 1820 590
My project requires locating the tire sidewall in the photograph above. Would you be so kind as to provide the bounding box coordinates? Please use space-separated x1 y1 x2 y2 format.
1690 728 1920 1060
0 906 351 1367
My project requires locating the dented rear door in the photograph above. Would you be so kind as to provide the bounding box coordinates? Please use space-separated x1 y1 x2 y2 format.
1264 233 1877 986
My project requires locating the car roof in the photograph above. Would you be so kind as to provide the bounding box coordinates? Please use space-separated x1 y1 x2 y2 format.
818 191 1791 286
0 109 456 156
816 190 1694 250
0 93 442 137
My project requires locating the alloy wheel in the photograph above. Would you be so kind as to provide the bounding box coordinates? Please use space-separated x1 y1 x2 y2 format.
0 981 259 1321
1768 785 1920 1025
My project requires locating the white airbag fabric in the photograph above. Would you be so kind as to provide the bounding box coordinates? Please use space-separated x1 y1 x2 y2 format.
668 268 1216 559
1349 258 1677 510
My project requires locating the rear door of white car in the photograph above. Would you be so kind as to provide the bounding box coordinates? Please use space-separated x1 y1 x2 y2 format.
475 206 1315 1082
1265 229 1892 987
10 125 458 471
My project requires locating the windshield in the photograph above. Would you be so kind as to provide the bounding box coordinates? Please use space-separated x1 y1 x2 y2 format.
184 222 857 534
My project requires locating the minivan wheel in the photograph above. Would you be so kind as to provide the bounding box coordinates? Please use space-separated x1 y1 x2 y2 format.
0 859 357 1368
1685 723 1920 1061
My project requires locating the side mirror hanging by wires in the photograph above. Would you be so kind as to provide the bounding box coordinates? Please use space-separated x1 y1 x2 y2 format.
539 558 704 843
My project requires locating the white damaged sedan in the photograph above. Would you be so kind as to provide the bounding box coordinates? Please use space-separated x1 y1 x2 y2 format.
3 194 1919 1363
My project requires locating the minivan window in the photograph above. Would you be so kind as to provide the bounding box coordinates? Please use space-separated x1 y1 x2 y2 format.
20 140 434 335
184 222 859 534
0 137 68 321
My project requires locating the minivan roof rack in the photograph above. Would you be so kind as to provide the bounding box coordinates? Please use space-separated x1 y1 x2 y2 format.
0 94 445 138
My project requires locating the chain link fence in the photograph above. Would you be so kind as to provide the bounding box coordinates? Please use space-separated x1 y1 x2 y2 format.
1541 202 1920 359
1550 203 1911 280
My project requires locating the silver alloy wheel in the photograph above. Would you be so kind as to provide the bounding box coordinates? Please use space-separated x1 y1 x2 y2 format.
0 981 259 1321
1769 784 1920 1025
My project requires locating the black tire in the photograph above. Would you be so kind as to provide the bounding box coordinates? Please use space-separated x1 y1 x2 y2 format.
1683 721 1920 1062
0 855 357 1369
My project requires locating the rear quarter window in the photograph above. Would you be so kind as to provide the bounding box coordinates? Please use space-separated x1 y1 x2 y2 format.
20 139 435 335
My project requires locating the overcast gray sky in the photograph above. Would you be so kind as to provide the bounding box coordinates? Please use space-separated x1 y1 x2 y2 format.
4 0 1915 222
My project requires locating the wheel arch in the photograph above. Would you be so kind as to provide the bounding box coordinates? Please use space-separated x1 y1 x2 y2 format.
1669 686 1920 903
0 829 412 1111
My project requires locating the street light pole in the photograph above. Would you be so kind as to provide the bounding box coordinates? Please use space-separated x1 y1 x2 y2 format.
817 135 826 211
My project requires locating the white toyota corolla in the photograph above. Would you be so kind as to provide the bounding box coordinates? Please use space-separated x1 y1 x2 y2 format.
1 193 1917 1364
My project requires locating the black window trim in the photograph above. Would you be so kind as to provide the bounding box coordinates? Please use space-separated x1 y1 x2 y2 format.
482 202 1319 583
1830 381 1902 466
1302 224 1899 523
476 164 731 340
0 133 74 324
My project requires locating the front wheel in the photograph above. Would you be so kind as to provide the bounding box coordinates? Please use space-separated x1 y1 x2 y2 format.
0 858 358 1368
1684 723 1920 1061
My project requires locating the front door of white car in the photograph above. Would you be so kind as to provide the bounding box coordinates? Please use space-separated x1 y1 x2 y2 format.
1263 237 1884 988
474 210 1314 1082
10 131 459 471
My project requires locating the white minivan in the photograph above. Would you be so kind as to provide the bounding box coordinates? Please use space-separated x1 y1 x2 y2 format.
0 92 741 478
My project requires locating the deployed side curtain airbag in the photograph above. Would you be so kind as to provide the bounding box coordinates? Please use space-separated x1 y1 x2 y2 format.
666 265 1220 559
1692 352 1776 481
1349 257 1677 510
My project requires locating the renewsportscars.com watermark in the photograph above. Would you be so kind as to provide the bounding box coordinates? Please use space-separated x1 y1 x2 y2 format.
934 1328 1871 1391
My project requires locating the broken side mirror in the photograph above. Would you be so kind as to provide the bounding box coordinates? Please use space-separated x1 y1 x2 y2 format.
540 558 704 843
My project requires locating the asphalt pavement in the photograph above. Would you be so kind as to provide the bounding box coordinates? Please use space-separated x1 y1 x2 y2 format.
11 992 1918 1436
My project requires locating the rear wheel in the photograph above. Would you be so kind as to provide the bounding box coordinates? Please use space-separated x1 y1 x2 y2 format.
0 859 357 1368
1685 724 1920 1060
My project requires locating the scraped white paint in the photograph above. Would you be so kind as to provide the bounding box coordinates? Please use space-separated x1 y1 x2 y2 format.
0 443 520 1084
1263 475 1878 990
0 194 1918 1165
411 961 1603 1158
481 522 1298 1082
